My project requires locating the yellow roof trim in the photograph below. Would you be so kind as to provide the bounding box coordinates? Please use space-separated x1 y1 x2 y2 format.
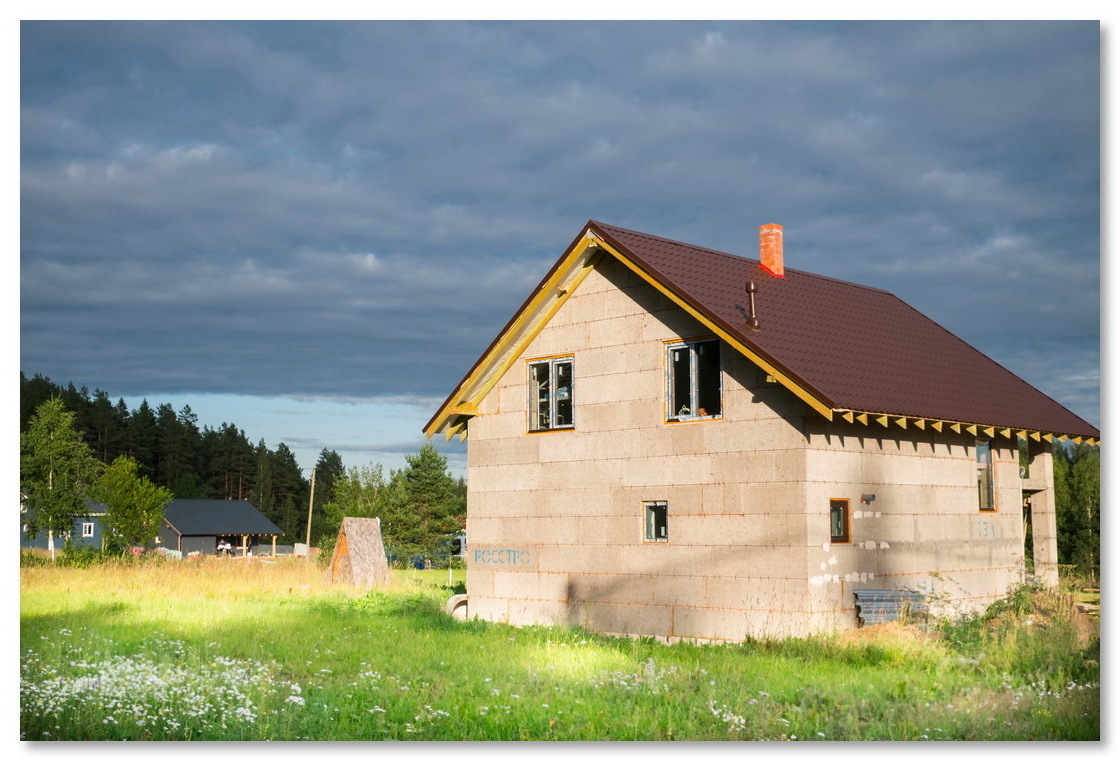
596 239 835 421
424 233 603 438
426 225 1101 444
830 408 1080 444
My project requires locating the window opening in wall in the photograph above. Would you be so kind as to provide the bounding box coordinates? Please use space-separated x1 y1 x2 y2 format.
529 356 574 431
829 499 850 543
667 339 722 420
81 522 94 538
644 501 668 542
976 439 995 511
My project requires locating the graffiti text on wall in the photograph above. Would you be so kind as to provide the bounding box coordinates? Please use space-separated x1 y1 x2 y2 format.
474 548 532 565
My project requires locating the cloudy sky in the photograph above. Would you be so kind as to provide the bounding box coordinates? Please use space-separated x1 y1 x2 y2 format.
19 19 1102 476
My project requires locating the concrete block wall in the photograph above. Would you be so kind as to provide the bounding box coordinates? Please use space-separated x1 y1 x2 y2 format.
464 254 1036 640
467 256 820 641
803 421 1029 625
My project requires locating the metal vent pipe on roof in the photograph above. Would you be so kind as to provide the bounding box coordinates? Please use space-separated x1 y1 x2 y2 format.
745 279 761 331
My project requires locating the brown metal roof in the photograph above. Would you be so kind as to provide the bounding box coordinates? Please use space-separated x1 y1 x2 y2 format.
589 221 1099 439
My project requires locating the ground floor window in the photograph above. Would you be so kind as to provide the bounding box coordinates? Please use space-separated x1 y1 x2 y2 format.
81 522 94 538
829 499 850 543
644 501 668 542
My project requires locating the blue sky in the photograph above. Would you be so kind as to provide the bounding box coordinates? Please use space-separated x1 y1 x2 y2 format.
17 18 1104 478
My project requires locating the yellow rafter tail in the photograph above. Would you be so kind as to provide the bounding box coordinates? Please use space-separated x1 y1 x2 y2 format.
966 424 978 436
856 413 869 425
894 416 907 428
981 426 994 437
913 418 926 430
999 428 1012 438
1030 431 1041 442
875 415 889 427
930 420 944 432
842 411 854 423
1073 436 1083 445
1042 433 1054 442
445 421 464 441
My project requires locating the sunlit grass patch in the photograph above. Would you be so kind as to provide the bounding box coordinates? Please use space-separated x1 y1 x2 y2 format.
21 563 1100 741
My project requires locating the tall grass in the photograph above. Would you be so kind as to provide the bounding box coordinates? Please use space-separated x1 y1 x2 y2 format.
20 556 1099 741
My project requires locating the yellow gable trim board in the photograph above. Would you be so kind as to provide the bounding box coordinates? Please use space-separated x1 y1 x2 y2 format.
593 238 836 421
427 229 838 436
423 236 602 437
461 250 601 409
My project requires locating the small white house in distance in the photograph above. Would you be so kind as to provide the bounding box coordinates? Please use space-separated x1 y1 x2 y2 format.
424 220 1099 642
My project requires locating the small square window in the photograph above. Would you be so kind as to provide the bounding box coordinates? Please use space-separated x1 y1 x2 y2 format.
81 522 95 538
829 499 850 544
644 501 668 542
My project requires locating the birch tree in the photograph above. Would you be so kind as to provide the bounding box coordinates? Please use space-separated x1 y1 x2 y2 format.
20 398 103 558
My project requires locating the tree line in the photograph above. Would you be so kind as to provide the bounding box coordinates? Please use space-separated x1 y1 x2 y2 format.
1051 442 1100 583
19 372 465 560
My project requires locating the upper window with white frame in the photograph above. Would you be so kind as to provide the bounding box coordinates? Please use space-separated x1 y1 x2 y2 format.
529 356 574 432
666 339 722 421
81 522 95 538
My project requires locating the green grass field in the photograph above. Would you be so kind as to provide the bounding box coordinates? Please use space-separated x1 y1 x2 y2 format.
19 555 1099 741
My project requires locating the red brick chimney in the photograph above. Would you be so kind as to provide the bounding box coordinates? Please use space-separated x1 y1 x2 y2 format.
759 223 784 278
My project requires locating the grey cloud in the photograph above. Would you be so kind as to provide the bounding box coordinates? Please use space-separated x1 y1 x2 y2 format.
21 20 1099 428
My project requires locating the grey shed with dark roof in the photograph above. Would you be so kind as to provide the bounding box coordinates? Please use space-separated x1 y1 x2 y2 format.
158 499 282 557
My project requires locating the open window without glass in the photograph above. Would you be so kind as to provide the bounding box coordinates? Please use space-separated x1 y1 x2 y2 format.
667 339 722 421
644 501 668 542
529 357 574 431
